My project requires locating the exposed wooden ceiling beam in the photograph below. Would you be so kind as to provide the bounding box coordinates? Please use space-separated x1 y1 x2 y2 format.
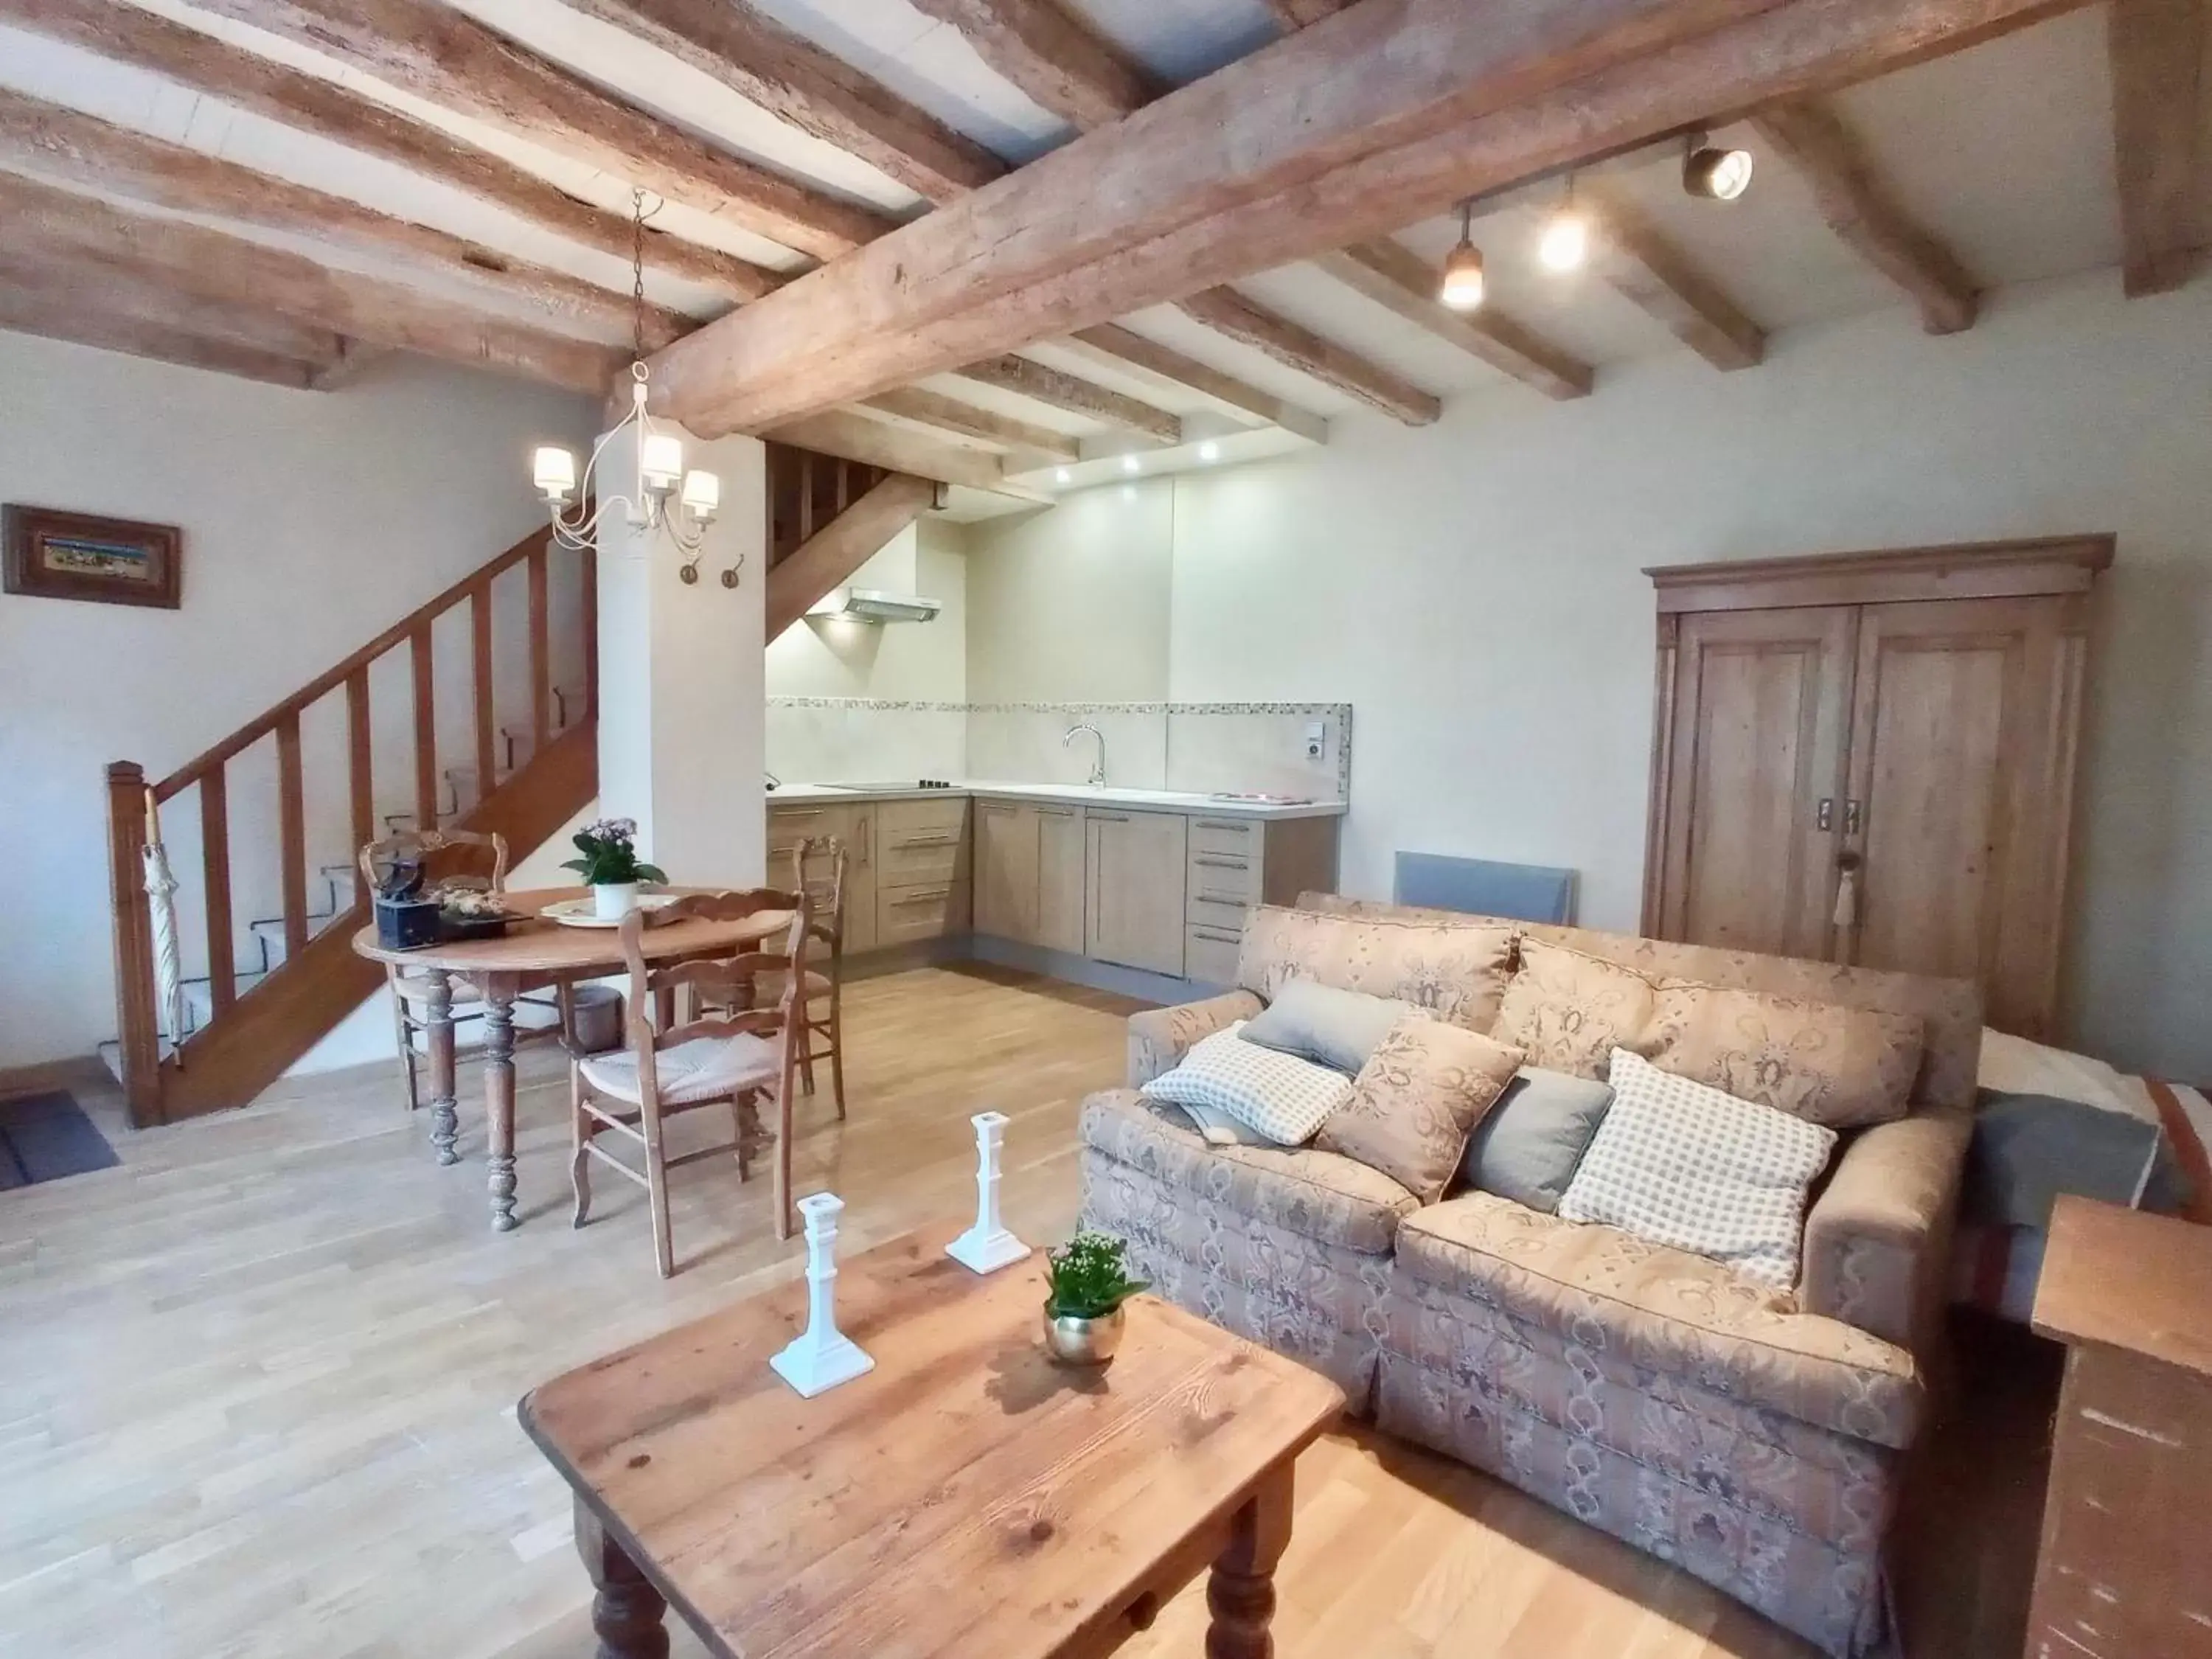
1175 287 1441 425
0 173 624 393
1750 101 1980 333
645 0 2069 434
2107 0 2210 296
1585 190 1766 368
0 0 776 300
0 89 690 349
1265 0 1358 26
561 0 1005 204
1062 325 1328 443
309 341 391 392
0 288 330 388
952 355 1183 442
862 387 1080 462
764 409 1053 501
905 0 1155 129
184 0 891 261
1312 240 1593 400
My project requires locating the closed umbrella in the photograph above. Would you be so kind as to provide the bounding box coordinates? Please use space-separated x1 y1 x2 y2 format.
142 788 185 1060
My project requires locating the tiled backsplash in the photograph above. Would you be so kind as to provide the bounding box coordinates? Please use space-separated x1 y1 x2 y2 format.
766 699 1352 801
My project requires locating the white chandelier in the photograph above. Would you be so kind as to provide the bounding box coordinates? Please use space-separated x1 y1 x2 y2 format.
529 192 728 585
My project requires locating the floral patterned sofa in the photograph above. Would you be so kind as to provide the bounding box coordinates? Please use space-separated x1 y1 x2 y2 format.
1077 895 1980 1658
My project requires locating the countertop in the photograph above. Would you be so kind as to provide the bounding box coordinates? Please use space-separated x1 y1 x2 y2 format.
765 779 1347 821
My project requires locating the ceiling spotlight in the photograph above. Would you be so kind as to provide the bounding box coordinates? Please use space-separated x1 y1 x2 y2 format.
1054 467 1072 484
1198 439 1221 462
1538 177 1588 273
1682 131 1754 201
1437 199 1485 310
1121 453 1141 475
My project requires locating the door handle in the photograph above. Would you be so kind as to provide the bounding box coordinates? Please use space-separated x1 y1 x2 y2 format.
1817 798 1834 832
1844 799 1863 838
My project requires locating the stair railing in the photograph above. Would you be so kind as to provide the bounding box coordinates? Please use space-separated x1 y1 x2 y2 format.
106 524 595 1127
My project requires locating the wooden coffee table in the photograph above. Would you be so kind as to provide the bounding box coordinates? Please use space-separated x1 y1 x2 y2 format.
519 1228 1343 1659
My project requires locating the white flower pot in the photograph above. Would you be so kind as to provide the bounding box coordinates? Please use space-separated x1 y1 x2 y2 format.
591 881 640 920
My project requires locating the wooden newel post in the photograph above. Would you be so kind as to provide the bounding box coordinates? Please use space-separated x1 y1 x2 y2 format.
105 761 164 1127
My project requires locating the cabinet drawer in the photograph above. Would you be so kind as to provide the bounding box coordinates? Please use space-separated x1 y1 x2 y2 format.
878 838 964 889
1189 817 1262 858
1184 925 1245 986
877 798 970 841
1186 848 1259 904
1186 892 1251 935
877 885 959 947
768 804 838 847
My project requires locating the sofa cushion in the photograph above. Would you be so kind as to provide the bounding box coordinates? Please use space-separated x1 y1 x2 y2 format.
1242 976 1423 1074
1237 905 1517 1033
1642 983 1922 1129
1457 1066 1615 1213
1317 1018 1526 1203
1079 1088 1419 1256
1560 1050 1837 1290
1138 1023 1352 1144
1494 939 1659 1079
1392 1190 1922 1448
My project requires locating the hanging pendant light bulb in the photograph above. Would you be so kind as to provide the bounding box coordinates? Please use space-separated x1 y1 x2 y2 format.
528 189 730 588
1438 199 1486 310
1538 175 1589 273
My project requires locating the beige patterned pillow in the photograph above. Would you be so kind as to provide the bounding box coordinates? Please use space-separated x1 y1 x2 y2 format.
1494 939 1658 1079
1237 905 1517 1033
1642 984 1923 1129
1317 1017 1526 1203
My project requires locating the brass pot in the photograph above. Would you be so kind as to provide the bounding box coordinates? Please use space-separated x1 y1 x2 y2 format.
1042 1301 1125 1367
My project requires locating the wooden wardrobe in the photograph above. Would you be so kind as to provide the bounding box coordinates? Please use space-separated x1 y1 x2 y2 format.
1641 535 2111 1039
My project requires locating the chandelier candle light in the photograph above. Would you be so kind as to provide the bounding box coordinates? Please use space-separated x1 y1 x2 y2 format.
947 1111 1032 1273
770 1193 876 1398
530 191 728 586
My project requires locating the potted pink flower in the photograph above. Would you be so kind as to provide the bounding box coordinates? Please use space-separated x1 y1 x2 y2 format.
561 818 667 919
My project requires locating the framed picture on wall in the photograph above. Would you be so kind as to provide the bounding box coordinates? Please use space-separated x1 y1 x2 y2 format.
2 505 182 610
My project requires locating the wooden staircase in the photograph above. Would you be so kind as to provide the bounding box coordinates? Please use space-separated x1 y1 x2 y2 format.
105 524 598 1127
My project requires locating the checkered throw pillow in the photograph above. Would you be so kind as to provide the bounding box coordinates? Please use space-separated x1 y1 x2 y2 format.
1141 1023 1353 1146
1558 1048 1839 1290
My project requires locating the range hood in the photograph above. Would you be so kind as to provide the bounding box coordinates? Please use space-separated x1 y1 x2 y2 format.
809 587 943 625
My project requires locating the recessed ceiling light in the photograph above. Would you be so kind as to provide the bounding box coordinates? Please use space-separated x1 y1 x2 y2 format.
1198 440 1221 462
1121 454 1141 474
1054 467 1072 484
1683 133 1754 201
1437 199 1484 310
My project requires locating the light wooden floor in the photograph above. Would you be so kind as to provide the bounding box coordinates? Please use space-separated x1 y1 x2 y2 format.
0 967 2026 1659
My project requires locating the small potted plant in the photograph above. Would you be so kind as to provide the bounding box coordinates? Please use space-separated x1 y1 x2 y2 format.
561 817 667 919
1041 1231 1147 1367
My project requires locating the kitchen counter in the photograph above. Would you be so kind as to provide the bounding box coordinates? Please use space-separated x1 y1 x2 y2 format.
766 780 1347 821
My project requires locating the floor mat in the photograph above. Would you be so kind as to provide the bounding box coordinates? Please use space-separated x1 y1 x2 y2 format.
0 1091 121 1189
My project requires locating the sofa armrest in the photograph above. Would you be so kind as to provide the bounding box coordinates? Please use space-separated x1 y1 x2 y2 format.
1800 1108 1972 1353
1127 990 1265 1087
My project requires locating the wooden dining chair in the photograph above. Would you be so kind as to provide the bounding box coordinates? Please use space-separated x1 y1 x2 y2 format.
358 828 509 1116
790 835 849 1120
568 888 812 1276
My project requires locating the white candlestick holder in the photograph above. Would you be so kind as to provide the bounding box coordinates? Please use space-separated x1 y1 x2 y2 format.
946 1110 1032 1274
770 1193 875 1398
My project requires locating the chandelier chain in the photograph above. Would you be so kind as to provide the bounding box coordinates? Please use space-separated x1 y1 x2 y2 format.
629 188 650 365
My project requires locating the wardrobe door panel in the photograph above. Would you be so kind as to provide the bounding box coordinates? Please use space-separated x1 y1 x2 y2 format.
1658 607 1857 959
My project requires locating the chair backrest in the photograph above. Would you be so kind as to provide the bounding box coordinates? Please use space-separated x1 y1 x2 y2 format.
613 888 812 1110
359 828 510 897
790 835 847 950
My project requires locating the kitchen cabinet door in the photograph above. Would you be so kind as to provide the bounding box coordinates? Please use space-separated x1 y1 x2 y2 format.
973 801 1040 943
841 804 877 954
1035 804 1086 955
1085 810 1189 977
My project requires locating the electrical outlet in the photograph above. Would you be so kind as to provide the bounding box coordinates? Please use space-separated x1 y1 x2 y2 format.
1304 720 1326 760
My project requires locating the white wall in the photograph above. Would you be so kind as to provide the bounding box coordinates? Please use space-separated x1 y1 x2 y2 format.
964 270 2212 1081
0 333 594 1071
765 519 970 700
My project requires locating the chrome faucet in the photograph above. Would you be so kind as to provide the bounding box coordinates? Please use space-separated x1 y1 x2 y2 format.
1062 722 1107 787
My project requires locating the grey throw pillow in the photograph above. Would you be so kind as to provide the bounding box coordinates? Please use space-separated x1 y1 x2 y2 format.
1966 1090 2192 1229
1242 977 1425 1075
1456 1066 1614 1213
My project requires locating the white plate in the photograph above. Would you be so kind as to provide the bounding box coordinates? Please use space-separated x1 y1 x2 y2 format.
540 894 682 929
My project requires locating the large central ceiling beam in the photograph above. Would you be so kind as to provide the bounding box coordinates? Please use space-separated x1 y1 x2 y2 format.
184 0 893 260
647 0 2072 436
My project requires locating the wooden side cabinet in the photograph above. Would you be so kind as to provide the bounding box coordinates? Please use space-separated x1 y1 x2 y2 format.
1085 809 1190 978
2028 1198 2212 1659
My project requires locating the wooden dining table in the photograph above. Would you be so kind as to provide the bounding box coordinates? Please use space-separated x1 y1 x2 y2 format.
350 886 792 1233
